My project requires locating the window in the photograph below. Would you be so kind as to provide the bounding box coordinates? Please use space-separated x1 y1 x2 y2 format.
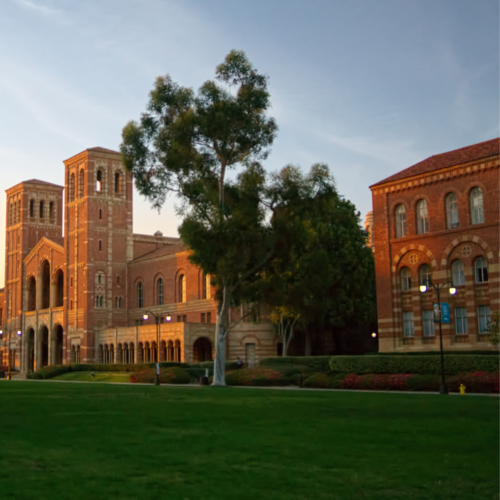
207 312 212 323
96 272 105 285
39 200 44 219
478 305 491 334
201 313 206 323
99 240 102 251
419 264 431 286
470 187 484 224
474 257 488 283
157 278 164 305
100 296 104 308
78 169 84 198
96 169 102 192
115 172 121 194
49 202 54 221
403 312 414 337
455 307 468 335
29 199 34 218
422 310 435 337
137 282 143 308
206 274 211 299
178 274 186 302
445 193 459 228
395 205 406 238
452 260 465 286
400 268 412 291
70 276 73 287
115 297 122 309
416 199 429 234
117 275 120 285
99 209 103 220
69 173 75 202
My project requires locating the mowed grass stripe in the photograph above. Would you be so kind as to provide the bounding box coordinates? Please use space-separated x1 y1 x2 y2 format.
0 382 497 500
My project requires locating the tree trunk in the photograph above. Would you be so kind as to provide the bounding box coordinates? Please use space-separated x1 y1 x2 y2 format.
212 286 230 386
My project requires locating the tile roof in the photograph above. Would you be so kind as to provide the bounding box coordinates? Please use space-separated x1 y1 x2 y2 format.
6 179 64 192
130 241 188 264
371 138 499 188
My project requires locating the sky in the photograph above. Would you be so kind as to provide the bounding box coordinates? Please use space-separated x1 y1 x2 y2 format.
0 0 498 287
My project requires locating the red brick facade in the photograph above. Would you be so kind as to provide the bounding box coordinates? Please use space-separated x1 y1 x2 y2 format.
370 138 499 352
0 147 277 372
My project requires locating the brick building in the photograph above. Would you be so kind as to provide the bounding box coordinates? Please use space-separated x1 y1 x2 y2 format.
0 147 276 373
370 138 499 352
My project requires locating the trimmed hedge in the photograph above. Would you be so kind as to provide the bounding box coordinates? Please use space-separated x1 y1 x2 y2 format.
226 368 291 387
329 355 499 376
130 367 192 384
260 356 331 372
366 351 499 356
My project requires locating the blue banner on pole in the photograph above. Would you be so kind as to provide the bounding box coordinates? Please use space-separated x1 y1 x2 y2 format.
441 303 450 324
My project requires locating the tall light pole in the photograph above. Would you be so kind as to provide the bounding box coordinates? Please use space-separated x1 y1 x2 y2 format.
420 278 457 395
142 311 172 385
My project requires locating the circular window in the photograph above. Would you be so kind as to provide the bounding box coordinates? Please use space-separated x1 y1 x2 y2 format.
409 253 419 265
462 245 472 257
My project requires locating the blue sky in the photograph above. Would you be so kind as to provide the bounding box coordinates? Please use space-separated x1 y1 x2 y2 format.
0 0 498 286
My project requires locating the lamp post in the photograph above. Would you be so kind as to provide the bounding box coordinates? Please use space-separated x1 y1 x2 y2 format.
420 278 456 395
142 311 172 385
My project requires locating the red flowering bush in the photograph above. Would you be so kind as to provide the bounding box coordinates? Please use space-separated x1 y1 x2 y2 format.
447 371 499 394
226 368 290 386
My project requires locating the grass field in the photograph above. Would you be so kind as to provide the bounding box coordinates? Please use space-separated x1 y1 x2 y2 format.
52 371 131 383
0 381 497 500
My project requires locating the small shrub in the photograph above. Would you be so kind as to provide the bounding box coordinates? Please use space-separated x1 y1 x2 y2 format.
129 367 191 384
27 365 72 380
407 374 441 392
302 373 344 389
226 368 290 387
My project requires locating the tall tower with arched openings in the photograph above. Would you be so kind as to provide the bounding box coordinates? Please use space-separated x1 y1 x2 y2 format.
3 180 63 366
63 147 133 363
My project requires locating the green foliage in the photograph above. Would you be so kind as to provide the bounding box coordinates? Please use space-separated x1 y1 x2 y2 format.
260 356 332 372
302 372 345 389
365 350 499 356
406 374 441 392
225 368 290 386
447 372 499 393
488 310 500 347
130 367 192 384
329 355 499 375
27 365 72 380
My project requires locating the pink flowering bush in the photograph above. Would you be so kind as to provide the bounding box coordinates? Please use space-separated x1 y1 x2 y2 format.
447 371 499 394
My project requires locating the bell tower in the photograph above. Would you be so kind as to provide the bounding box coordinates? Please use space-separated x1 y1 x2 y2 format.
63 147 133 363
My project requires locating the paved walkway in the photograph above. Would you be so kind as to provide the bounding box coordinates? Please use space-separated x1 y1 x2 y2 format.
2 377 497 396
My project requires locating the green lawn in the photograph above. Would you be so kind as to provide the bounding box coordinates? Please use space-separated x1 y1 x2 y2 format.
52 371 131 383
0 382 497 500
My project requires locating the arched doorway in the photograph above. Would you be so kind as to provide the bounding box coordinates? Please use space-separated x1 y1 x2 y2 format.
41 261 50 309
193 337 212 363
174 340 181 362
40 326 49 367
54 269 64 307
54 325 63 364
27 328 35 372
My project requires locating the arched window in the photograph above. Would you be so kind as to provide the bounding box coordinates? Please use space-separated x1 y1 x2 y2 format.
445 193 459 229
39 200 44 219
157 278 164 305
395 205 406 238
99 208 103 220
419 264 431 286
115 297 122 309
69 173 75 202
78 169 84 198
470 188 484 224
400 268 411 291
49 201 54 222
99 240 102 251
117 275 120 285
452 260 465 286
178 274 186 302
474 257 488 283
96 271 105 285
99 296 104 308
96 169 102 192
137 282 143 308
416 199 429 234
29 199 34 218
115 172 121 194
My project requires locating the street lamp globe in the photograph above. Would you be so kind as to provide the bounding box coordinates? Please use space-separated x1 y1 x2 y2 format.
143 314 149 320
165 314 172 322
419 284 427 293
449 287 457 295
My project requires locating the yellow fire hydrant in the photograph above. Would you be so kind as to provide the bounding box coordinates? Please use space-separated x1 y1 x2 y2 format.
460 384 466 395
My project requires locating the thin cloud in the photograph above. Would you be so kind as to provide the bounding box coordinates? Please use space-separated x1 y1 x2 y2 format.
12 0 69 24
